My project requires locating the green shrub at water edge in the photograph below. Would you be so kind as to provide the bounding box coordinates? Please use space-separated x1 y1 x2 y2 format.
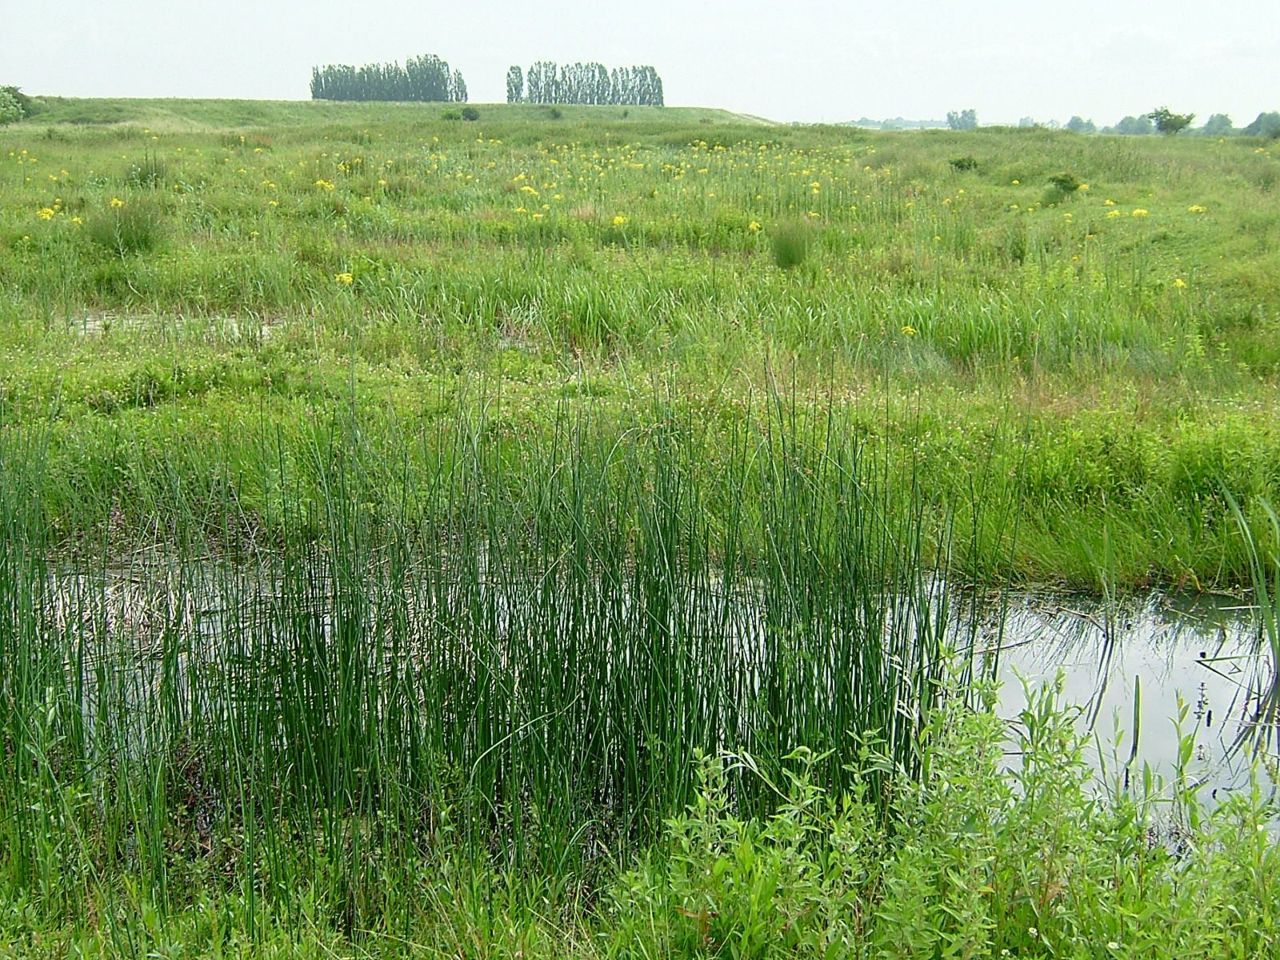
608 681 1280 958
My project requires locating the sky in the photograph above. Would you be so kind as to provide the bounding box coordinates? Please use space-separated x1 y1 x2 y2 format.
5 1 1279 125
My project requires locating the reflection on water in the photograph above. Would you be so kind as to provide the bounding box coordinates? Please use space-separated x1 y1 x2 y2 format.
44 560 1280 804
984 591 1276 803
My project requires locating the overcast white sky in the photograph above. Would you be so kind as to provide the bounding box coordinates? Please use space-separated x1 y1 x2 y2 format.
7 1 1278 124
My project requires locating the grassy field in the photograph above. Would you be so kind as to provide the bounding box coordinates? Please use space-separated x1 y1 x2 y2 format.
2 98 1279 588
2 98 1280 955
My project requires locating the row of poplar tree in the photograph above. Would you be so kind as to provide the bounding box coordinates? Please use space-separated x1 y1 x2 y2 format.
309 54 665 107
506 63 664 106
310 55 467 102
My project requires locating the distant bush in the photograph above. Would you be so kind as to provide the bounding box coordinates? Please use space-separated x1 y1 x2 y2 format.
460 106 480 121
0 89 22 125
126 151 167 188
1048 171 1082 193
949 155 978 172
1113 115 1155 136
1 85 36 118
1149 106 1195 135
87 198 165 256
1243 111 1280 139
442 109 462 121
548 107 563 120
1201 113 1233 136
1042 171 1084 205
771 220 810 271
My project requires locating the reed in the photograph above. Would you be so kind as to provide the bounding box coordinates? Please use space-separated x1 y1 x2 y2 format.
0 395 964 928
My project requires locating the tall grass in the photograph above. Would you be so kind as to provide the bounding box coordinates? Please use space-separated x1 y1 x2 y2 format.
0 396 966 929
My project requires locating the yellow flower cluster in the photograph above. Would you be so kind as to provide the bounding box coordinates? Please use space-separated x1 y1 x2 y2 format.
334 272 354 285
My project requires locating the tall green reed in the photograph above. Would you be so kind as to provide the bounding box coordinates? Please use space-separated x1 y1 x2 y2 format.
0 392 969 929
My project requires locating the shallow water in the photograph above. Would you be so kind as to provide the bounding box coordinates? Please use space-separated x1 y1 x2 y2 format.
986 590 1275 803
44 560 1280 802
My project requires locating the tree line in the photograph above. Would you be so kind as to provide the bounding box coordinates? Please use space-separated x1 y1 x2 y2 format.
944 105 1279 138
1027 110 1279 138
310 54 467 103
506 63 664 106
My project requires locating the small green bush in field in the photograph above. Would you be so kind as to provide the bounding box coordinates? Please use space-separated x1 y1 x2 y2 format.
771 219 810 270
0 89 22 125
86 197 165 256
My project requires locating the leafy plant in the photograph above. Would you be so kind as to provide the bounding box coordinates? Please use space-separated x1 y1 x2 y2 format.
0 88 22 125
771 219 811 270
1149 106 1195 135
86 197 165 256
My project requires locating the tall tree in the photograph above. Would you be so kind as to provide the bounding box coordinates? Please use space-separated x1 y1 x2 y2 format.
519 62 664 106
1201 113 1233 136
506 66 524 103
310 54 466 102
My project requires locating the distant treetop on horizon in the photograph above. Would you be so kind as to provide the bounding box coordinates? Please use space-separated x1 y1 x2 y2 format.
310 55 466 103
506 63 663 107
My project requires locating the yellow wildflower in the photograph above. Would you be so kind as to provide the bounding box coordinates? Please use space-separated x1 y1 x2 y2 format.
1104 198 1116 205
109 197 125 208
334 272 354 285
1107 209 1122 218
901 325 918 337
612 214 629 227
1187 204 1207 214
1173 278 1187 288
314 179 335 191
36 207 55 220
748 220 762 233
1131 208 1149 217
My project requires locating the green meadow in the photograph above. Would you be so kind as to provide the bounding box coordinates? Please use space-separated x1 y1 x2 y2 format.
1 98 1279 956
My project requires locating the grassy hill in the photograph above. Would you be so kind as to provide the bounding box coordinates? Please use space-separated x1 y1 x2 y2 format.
22 96 771 132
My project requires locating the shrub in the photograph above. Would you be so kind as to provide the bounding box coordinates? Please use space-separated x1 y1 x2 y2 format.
1043 171 1083 204
2 85 36 115
0 89 22 125
126 151 167 188
1149 106 1195 135
460 106 480 121
771 220 811 270
87 198 165 256
548 107 563 120
949 155 978 172
441 109 461 121
1243 111 1280 139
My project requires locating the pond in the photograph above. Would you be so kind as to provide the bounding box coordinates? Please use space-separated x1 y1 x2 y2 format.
988 590 1276 804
